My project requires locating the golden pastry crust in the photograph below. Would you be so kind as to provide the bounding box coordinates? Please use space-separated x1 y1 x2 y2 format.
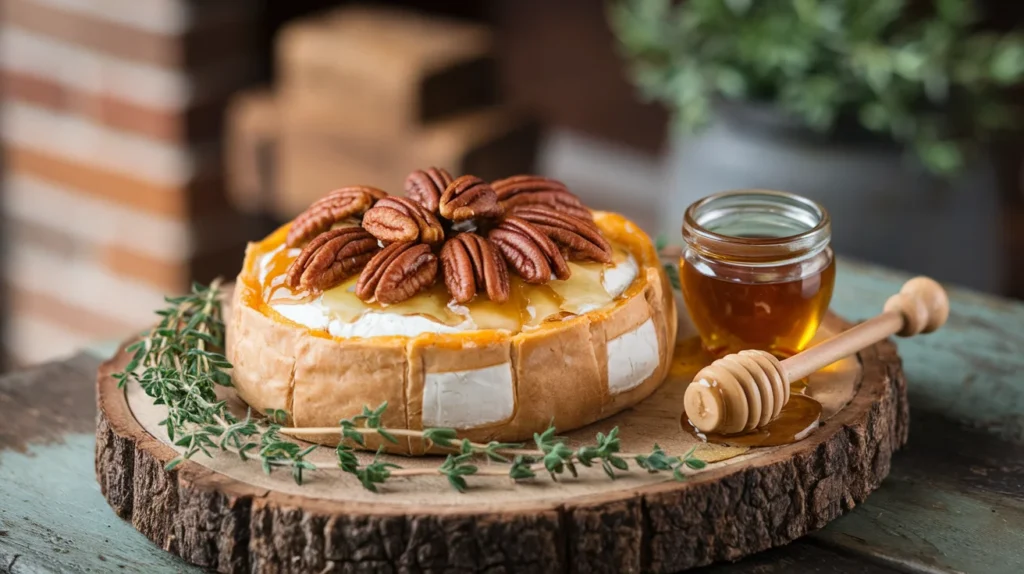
226 211 676 454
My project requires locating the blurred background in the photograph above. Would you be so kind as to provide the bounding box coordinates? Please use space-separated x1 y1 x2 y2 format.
0 0 1022 369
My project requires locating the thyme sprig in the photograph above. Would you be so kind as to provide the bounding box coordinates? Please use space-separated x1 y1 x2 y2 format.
118 280 706 492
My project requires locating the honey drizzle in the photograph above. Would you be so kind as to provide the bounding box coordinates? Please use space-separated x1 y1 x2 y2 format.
257 238 635 333
263 245 313 305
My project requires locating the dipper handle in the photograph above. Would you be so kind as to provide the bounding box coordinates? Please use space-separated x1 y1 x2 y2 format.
684 276 949 434
782 276 949 381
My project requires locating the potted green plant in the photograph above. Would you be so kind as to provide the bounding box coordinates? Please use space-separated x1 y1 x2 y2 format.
609 0 1024 291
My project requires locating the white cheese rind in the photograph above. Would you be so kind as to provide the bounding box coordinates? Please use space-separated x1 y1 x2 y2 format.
603 254 639 296
328 313 473 338
271 297 474 338
606 318 660 394
422 363 515 428
272 300 330 331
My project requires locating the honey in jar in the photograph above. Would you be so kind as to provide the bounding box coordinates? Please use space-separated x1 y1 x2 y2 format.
680 190 834 358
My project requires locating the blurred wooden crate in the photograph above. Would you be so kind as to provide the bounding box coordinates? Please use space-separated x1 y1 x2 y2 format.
226 90 278 213
276 6 498 140
226 5 540 219
275 106 540 216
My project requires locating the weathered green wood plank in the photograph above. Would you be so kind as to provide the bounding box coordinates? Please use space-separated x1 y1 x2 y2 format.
815 472 1024 574
0 436 201 574
890 411 1024 500
0 355 98 454
815 258 1024 574
832 258 1024 438
812 410 1024 574
0 353 201 574
693 540 904 573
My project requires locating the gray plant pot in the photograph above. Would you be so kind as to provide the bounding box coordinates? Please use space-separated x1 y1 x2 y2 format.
661 102 1003 292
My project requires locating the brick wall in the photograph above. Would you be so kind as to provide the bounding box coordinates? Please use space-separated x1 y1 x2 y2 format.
0 0 259 365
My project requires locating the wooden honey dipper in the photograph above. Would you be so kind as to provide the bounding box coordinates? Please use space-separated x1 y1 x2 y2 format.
684 276 950 435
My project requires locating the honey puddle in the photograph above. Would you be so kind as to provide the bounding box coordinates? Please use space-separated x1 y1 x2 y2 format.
684 394 822 448
668 334 824 448
261 239 635 332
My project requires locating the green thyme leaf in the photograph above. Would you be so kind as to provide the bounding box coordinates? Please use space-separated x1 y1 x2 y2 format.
685 458 707 470
663 263 681 291
509 456 536 480
376 428 399 444
422 427 458 448
336 443 360 474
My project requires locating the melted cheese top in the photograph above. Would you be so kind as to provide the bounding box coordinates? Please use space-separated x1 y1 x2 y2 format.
258 244 638 338
243 212 658 339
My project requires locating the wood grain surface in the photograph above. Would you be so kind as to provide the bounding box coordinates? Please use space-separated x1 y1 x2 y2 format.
2 259 1023 573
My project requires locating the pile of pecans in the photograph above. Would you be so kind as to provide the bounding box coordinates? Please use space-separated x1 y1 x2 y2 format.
284 169 612 305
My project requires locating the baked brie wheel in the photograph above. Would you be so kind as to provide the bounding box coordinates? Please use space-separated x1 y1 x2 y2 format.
226 171 676 454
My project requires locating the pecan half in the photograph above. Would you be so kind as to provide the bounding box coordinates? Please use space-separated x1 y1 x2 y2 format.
356 242 439 304
438 175 503 222
488 217 570 283
405 167 453 212
491 175 592 221
506 206 612 263
286 186 388 247
441 233 510 304
362 197 445 245
286 227 380 291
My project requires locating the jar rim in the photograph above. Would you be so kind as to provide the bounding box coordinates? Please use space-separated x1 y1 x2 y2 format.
682 189 831 264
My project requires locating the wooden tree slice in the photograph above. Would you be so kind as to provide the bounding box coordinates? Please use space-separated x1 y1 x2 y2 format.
95 312 907 573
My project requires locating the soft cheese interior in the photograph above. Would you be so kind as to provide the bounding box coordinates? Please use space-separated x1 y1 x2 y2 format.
260 246 640 338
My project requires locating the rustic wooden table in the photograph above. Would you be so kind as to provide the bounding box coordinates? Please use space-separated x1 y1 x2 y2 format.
2 259 1023 574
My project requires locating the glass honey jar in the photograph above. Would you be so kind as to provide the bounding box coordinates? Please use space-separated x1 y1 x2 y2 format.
680 190 835 358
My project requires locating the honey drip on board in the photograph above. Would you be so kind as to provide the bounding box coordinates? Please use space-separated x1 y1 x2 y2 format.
671 340 821 448
259 240 634 332
683 393 822 448
680 257 836 358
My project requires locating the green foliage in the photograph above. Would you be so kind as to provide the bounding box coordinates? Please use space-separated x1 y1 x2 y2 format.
438 453 479 492
353 448 401 493
576 428 630 479
259 425 319 484
265 409 288 424
534 426 578 479
121 280 708 493
509 456 538 480
609 0 1024 175
635 444 707 480
654 235 682 289
663 263 681 291
340 403 399 445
